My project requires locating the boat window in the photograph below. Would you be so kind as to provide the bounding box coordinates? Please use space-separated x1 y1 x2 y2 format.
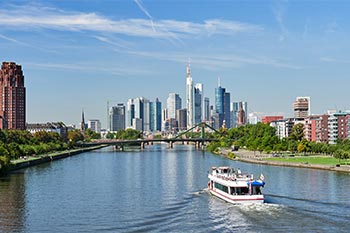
234 187 249 195
214 182 229 194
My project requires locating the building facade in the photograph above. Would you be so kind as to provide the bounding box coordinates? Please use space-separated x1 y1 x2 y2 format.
109 104 125 131
176 108 187 131
194 83 203 124
262 116 284 124
27 122 68 141
293 97 310 119
215 84 230 129
186 63 194 129
88 119 101 133
0 62 26 130
167 93 182 120
150 98 162 132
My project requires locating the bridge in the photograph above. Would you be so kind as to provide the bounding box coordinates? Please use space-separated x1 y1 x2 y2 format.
83 122 222 151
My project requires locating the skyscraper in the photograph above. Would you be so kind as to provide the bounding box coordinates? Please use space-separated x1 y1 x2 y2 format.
215 80 230 128
0 62 26 130
109 104 125 131
204 97 210 122
194 83 203 124
125 99 135 129
186 62 194 129
150 98 162 132
167 93 182 119
127 97 150 131
176 108 187 131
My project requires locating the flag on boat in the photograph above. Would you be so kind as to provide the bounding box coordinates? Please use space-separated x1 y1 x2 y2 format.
260 174 264 181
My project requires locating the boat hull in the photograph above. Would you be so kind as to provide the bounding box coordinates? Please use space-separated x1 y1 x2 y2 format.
208 187 264 204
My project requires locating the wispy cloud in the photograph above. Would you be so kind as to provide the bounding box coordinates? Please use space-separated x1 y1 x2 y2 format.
0 4 262 40
134 0 155 32
25 62 157 76
0 33 28 45
0 33 59 53
92 35 132 50
320 56 350 64
272 0 289 41
124 50 301 70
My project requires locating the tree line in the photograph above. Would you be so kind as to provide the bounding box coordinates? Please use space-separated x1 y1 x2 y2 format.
0 128 104 175
207 122 350 160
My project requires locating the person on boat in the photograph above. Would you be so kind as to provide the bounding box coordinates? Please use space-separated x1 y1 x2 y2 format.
237 168 241 174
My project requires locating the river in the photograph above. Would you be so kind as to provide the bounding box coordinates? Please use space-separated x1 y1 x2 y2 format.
1 144 349 232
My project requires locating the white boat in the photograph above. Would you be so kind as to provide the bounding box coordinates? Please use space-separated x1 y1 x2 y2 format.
208 166 265 204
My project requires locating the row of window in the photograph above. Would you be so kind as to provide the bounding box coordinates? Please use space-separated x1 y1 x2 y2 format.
214 182 262 195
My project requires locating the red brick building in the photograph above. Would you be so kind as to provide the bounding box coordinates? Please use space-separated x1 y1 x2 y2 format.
0 62 26 130
262 116 283 124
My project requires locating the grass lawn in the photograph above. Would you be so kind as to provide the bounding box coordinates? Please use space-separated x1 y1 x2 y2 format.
264 155 350 166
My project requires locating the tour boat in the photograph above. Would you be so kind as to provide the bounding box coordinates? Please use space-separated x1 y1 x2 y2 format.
208 166 265 204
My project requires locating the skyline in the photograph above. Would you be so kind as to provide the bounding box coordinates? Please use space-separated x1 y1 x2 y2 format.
1 1 350 128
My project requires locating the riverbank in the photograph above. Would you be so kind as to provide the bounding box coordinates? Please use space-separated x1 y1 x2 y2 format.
9 145 107 172
219 149 350 173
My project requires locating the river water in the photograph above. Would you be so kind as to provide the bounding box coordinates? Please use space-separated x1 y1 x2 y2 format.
0 144 349 232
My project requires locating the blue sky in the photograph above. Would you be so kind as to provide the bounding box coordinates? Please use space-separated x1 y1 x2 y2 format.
1 0 350 128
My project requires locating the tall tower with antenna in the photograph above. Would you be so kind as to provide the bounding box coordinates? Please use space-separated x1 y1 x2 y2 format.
186 59 194 129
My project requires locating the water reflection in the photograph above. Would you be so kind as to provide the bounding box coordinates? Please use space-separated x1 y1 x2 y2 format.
0 173 25 232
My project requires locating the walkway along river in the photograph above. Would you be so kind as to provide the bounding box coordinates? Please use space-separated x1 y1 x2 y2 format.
0 144 349 232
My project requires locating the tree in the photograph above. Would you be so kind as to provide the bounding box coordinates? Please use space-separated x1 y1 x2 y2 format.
289 123 305 142
68 130 84 146
0 145 10 174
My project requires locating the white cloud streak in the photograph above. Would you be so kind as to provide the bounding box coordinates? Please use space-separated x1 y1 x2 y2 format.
0 5 262 39
134 0 155 32
124 50 301 70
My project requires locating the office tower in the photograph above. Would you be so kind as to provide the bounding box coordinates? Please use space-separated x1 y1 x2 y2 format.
186 62 194 129
167 93 182 119
194 83 203 124
230 102 239 128
110 104 125 131
143 98 150 132
204 97 210 122
88 119 101 133
162 108 168 131
176 108 187 131
224 92 231 128
293 97 310 119
132 97 150 131
0 62 26 129
150 98 162 132
215 80 230 128
242 101 248 122
125 99 135 129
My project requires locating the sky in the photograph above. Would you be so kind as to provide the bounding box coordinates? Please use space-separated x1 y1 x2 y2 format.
1 0 350 128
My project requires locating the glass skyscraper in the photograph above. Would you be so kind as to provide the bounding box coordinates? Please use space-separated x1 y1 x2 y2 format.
194 83 203 124
215 86 230 128
150 98 162 132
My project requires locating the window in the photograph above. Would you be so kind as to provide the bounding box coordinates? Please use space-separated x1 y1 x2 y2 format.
214 182 229 194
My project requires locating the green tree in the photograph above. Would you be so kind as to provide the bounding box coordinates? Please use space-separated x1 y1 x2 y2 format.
0 145 10 174
67 130 84 147
289 123 305 142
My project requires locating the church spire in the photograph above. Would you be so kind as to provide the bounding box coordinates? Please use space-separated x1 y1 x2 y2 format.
81 109 86 133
